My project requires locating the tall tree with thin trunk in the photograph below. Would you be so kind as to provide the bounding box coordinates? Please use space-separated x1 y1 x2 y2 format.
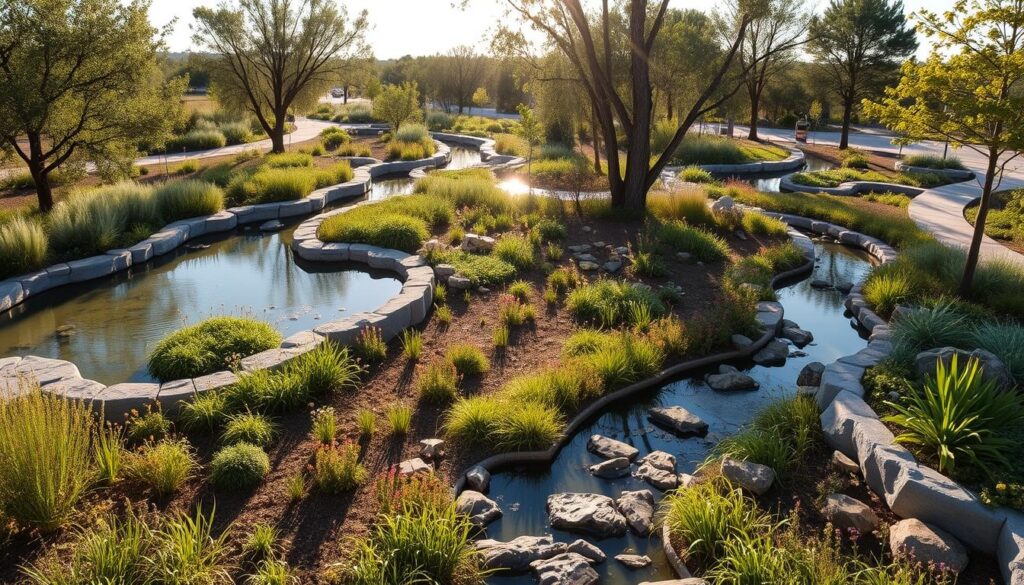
0 0 182 212
484 0 785 210
808 0 916 149
720 0 808 140
651 9 722 122
192 0 369 154
862 0 1024 296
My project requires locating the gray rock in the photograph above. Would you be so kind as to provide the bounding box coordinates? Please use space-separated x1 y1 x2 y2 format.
731 334 753 349
638 450 676 472
914 347 1014 391
592 241 606 248
602 260 622 273
648 406 708 436
836 280 855 293
721 456 775 495
398 458 431 476
259 219 284 231
710 195 735 213
705 369 759 392
635 451 678 491
456 490 502 527
530 553 599 585
782 326 814 348
752 339 789 366
419 438 445 461
831 450 860 474
568 244 592 253
578 261 599 271
567 539 606 563
676 252 692 261
639 580 709 585
547 493 628 538
589 457 631 479
462 233 496 253
890 518 968 574
797 362 826 387
615 554 652 569
447 275 473 289
821 494 879 534
478 535 567 572
810 279 833 289
587 435 639 461
575 253 598 263
434 264 456 278
616 490 656 536
466 465 490 492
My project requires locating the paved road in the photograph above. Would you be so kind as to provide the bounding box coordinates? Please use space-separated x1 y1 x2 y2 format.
740 126 1024 266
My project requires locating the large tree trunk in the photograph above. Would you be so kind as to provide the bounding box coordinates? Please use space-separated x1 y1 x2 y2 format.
747 84 760 141
839 94 854 150
960 149 1000 297
271 113 286 153
26 133 53 212
590 109 602 174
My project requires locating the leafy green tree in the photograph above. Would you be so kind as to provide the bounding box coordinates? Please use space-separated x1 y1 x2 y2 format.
808 0 917 149
863 0 1024 295
373 82 423 132
0 0 183 212
472 87 490 110
192 0 369 154
651 9 722 121
515 104 543 195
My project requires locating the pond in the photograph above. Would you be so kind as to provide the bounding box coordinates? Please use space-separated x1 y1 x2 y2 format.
0 144 482 385
746 153 834 192
482 241 875 584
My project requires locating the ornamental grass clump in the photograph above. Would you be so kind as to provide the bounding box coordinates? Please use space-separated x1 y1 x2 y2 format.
418 361 460 403
385 405 413 436
152 179 224 221
493 234 535 269
221 412 277 448
314 442 366 494
318 211 430 253
884 356 1024 476
353 326 388 363
652 220 730 262
147 316 281 382
226 167 316 204
126 438 197 499
565 280 666 328
446 344 490 377
310 407 337 445
0 386 96 531
0 216 48 279
48 182 158 258
210 442 270 491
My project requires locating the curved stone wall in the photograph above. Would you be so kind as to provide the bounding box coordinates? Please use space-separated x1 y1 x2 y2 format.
778 174 925 197
663 147 806 178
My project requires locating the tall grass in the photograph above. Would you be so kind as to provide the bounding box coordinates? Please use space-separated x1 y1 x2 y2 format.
0 216 48 278
318 211 429 252
904 154 966 170
227 168 316 205
652 220 731 262
395 123 430 143
0 386 95 531
669 135 787 165
647 188 719 228
48 182 158 257
21 510 152 583
126 438 197 499
565 280 667 328
165 129 227 152
153 180 224 221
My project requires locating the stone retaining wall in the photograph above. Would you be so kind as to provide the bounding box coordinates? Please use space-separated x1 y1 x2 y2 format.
664 147 805 177
778 174 925 197
762 211 1024 585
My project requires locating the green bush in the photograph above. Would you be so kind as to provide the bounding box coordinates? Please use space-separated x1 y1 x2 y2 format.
670 135 787 165
970 322 1024 383
565 280 667 328
501 367 601 412
125 408 172 444
418 361 460 402
386 405 413 435
678 165 716 184
395 123 430 143
0 387 96 531
218 121 253 145
0 216 48 279
443 397 504 444
532 218 566 242
126 438 197 499
313 442 365 493
165 129 226 152
904 154 966 170
493 402 563 450
47 182 158 258
647 189 719 229
318 211 429 252
574 332 664 388
153 179 224 221
653 220 730 262
313 161 354 188
147 316 281 382
209 442 269 491
227 167 316 204
885 356 1024 476
493 234 535 269
320 127 351 150
426 111 455 131
446 344 490 377
741 212 789 237
427 249 517 285
264 152 312 168
221 413 277 448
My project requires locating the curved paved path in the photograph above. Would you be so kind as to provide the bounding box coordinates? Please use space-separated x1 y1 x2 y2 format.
740 126 1024 266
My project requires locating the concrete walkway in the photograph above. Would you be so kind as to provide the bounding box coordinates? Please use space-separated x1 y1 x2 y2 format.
738 126 1024 266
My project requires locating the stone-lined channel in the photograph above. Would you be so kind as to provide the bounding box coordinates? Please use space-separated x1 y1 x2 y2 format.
482 241 875 584
0 145 480 385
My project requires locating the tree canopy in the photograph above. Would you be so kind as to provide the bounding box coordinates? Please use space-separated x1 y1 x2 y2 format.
0 0 183 211
192 0 369 153
373 82 423 132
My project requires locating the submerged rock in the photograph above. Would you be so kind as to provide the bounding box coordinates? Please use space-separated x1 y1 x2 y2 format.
547 493 628 538
797 361 826 387
587 435 639 461
782 326 814 348
648 406 708 436
259 219 284 231
615 554 652 569
705 365 759 392
752 340 789 366
567 539 606 563
635 451 678 491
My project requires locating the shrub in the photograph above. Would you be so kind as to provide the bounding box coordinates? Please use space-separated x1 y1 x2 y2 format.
647 188 719 228
210 442 270 491
426 111 454 131
286 473 306 502
126 438 197 498
318 211 429 253
179 392 230 432
446 344 490 376
242 522 279 561
532 218 566 242
885 356 1024 476
219 121 253 145
227 168 316 204
904 153 966 170
47 182 158 257
356 409 376 439
841 150 869 169
864 191 912 208
970 322 1024 383
310 407 337 445
678 165 716 184
314 442 365 493
264 152 312 168
418 361 460 402
494 133 528 156
320 127 351 150
0 387 95 531
653 220 730 262
565 280 666 328
546 266 583 294
741 211 788 237
166 129 226 152
395 123 430 143
125 408 172 444
335 142 373 157
661 478 772 568
507 280 534 302
148 317 280 381
890 300 970 355
222 413 277 448
313 161 354 188
386 405 413 435
492 235 536 270
153 179 224 221
0 216 47 279
427 249 517 285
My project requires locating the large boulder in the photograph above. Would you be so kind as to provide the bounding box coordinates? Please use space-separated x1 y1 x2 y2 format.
820 494 879 534
914 347 1014 391
890 518 969 574
547 493 628 538
721 456 775 495
529 553 599 585
648 406 708 436
587 435 639 461
616 490 656 536
705 365 759 392
462 233 496 253
753 339 789 366
465 465 490 492
711 195 735 214
782 326 814 348
455 490 502 528
477 535 567 572
589 457 631 479
797 362 826 387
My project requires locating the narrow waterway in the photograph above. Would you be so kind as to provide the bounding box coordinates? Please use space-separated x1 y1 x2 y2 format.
482 241 875 584
0 145 481 385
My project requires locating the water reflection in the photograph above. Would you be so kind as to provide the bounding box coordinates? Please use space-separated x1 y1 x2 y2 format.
483 242 874 585
749 154 834 192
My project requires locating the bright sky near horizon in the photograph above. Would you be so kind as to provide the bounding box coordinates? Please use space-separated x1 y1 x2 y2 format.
150 0 954 58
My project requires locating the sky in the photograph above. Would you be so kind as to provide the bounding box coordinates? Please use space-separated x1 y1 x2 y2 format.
151 0 955 59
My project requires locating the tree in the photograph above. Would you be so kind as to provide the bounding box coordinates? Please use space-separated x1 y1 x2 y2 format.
651 9 722 121
432 46 489 114
0 0 182 212
720 0 809 140
487 0 779 210
515 104 543 195
808 0 917 149
192 0 369 153
862 0 1024 296
373 82 422 132
472 87 490 112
